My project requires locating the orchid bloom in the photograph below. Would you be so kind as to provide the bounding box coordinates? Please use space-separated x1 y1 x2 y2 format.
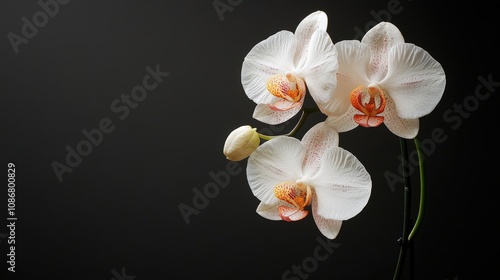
241 11 338 125
246 122 371 239
324 22 446 139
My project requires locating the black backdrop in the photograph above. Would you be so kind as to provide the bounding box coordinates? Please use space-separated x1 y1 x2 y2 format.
1 1 498 279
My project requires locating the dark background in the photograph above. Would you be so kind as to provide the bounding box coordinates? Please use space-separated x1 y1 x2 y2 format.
1 1 498 279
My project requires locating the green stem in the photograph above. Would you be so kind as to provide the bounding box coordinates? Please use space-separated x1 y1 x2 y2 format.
257 107 319 141
257 133 275 141
393 137 411 280
408 137 425 241
393 136 426 280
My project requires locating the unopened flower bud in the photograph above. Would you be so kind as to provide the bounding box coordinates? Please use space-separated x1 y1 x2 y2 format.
223 125 260 161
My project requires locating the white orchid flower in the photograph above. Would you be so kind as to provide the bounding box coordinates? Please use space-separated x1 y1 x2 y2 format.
325 22 446 139
246 122 372 239
241 11 338 125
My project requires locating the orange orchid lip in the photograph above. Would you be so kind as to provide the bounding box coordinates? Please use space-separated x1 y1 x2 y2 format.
266 73 306 103
274 181 312 221
350 84 386 128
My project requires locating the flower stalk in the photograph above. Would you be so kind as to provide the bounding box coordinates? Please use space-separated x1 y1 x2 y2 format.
408 137 425 241
393 136 426 280
258 107 320 141
393 137 412 280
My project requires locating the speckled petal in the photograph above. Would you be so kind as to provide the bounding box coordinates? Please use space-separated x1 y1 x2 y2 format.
300 122 339 177
380 43 446 119
247 137 305 205
297 29 338 106
308 147 372 221
256 201 288 220
361 22 405 82
324 106 359 133
252 102 303 125
242 31 297 105
312 193 343 239
382 95 419 139
293 11 328 69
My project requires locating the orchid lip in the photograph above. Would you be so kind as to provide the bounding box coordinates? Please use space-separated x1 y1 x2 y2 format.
274 181 312 221
350 84 386 128
266 73 306 103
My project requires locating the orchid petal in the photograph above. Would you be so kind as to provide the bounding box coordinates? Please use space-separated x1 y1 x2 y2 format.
242 31 297 105
247 137 305 205
256 201 286 220
252 101 303 125
380 43 446 119
300 122 339 177
296 29 338 107
327 40 371 116
382 95 419 139
361 22 405 82
308 147 371 221
294 11 328 69
269 99 302 111
324 107 359 132
312 194 343 239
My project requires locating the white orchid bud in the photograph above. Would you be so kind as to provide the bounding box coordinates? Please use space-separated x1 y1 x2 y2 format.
223 125 260 161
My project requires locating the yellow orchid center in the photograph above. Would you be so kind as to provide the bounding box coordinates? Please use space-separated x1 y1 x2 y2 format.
274 180 312 222
350 83 387 127
266 72 306 102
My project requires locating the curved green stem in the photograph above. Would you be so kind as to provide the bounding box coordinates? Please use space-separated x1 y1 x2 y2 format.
408 137 425 241
257 107 319 141
393 136 426 280
393 137 411 280
257 133 275 141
